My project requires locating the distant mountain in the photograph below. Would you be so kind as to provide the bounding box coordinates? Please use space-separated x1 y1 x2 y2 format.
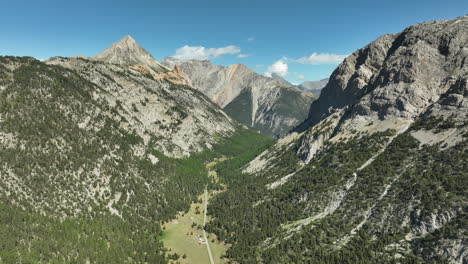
94 35 168 73
161 57 318 138
87 36 241 156
296 78 328 94
206 15 468 264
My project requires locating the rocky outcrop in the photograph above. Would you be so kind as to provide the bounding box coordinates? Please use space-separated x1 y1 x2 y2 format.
305 16 467 129
295 34 397 131
293 15 468 163
161 57 317 138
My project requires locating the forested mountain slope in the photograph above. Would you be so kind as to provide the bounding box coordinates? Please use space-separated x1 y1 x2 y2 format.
206 15 468 264
161 58 318 138
0 53 274 263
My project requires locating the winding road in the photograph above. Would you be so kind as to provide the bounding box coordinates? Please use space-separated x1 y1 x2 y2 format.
203 187 215 264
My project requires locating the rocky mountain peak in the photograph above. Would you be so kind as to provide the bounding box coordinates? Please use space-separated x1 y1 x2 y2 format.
93 35 168 73
120 35 137 44
295 15 468 133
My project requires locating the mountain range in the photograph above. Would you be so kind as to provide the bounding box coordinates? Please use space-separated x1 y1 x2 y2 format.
85 36 320 138
0 15 466 264
161 57 318 138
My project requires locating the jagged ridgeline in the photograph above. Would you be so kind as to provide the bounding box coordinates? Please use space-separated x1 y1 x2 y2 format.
0 56 274 262
206 16 468 263
161 58 318 138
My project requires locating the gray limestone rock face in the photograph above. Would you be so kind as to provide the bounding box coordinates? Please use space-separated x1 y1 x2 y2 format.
46 56 238 158
161 57 318 138
297 15 468 133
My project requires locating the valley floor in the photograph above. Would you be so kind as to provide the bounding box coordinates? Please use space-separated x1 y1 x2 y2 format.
161 159 229 264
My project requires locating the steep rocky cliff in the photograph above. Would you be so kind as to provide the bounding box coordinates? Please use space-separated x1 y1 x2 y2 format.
207 15 468 264
161 57 317 138
291 15 468 162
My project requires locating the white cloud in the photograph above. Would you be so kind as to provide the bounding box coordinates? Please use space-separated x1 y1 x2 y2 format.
296 52 348 64
173 45 241 61
264 59 288 78
237 54 250 58
255 64 265 68
247 37 255 42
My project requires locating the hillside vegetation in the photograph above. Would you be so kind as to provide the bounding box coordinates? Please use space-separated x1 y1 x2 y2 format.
205 15 468 264
0 56 274 263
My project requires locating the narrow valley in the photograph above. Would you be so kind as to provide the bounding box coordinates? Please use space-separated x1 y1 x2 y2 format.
1 3 467 264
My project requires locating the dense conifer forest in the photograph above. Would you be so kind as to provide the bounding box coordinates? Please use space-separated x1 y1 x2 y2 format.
206 127 467 263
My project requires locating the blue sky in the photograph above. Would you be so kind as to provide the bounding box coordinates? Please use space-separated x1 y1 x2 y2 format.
1 0 466 83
